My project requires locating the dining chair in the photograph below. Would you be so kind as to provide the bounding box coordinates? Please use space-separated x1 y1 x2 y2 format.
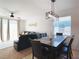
41 44 55 59
31 40 55 59
31 41 42 59
56 33 63 36
60 35 74 59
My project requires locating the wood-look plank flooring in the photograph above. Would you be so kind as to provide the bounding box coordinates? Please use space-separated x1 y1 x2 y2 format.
0 47 79 59
0 47 32 59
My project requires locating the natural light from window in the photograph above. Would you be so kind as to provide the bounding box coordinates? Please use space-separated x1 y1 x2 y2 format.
54 16 71 35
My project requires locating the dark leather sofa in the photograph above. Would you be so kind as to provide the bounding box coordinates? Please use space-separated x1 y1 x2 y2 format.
14 31 48 51
14 35 31 51
14 34 38 51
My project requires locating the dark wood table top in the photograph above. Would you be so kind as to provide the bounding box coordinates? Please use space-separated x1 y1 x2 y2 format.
34 36 67 48
51 36 67 47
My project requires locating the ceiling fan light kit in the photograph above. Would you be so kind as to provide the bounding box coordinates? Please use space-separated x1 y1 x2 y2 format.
10 13 14 17
51 0 56 2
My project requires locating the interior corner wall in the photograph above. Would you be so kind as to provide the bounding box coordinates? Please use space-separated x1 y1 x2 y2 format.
58 8 79 50
71 14 79 50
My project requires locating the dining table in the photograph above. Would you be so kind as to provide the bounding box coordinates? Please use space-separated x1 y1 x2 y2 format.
34 35 67 47
33 35 68 59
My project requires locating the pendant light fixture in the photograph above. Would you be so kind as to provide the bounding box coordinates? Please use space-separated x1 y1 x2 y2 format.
46 0 59 20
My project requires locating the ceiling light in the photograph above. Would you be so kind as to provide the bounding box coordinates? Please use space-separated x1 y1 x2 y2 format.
46 0 59 20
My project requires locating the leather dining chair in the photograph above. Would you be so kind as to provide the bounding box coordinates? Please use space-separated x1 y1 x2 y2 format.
59 35 74 59
31 41 44 59
56 33 63 36
31 40 55 59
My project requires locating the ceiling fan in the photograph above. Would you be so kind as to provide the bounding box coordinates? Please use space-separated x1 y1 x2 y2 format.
2 8 18 18
0 8 26 20
10 12 14 17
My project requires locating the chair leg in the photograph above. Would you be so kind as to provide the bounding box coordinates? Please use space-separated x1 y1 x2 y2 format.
69 51 72 59
67 51 69 59
32 55 34 59
69 54 71 59
71 50 73 56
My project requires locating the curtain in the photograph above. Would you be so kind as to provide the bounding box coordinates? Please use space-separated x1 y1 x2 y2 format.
0 18 18 42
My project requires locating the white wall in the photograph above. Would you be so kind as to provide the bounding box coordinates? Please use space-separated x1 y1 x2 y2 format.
19 16 54 38
26 19 53 38
19 20 26 34
18 2 54 38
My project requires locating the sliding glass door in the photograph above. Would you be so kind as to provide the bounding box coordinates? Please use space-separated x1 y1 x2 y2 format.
0 18 18 49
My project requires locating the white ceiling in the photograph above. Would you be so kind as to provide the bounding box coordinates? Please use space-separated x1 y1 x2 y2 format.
0 0 78 19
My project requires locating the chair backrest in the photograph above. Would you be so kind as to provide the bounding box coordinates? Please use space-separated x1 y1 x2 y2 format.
56 33 63 36
64 35 74 46
31 41 43 59
44 33 47 37
31 40 55 59
69 36 74 46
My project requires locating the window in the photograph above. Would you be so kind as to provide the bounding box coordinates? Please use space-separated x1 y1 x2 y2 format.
54 16 71 35
0 18 18 49
0 19 18 41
